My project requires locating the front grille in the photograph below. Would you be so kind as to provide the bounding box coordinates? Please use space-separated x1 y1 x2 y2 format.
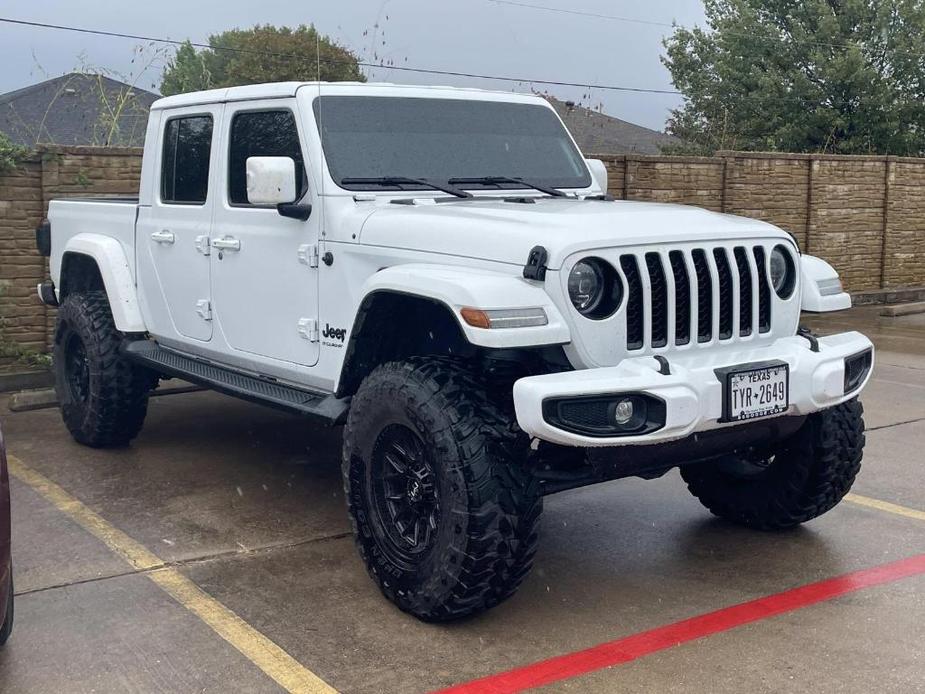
621 245 772 351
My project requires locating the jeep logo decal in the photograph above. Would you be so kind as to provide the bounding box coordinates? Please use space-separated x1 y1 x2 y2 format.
322 324 347 342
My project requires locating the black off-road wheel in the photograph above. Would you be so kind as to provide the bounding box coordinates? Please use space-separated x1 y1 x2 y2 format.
0 576 12 646
53 291 155 448
343 358 542 622
681 399 865 530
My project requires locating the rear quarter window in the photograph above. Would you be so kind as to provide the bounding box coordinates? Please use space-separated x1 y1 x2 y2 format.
161 115 213 204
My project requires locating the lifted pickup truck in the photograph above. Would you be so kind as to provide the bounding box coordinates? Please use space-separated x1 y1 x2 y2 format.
37 82 873 621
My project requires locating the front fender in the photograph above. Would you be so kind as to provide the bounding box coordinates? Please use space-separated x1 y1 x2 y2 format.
61 234 145 333
358 264 570 348
801 255 851 312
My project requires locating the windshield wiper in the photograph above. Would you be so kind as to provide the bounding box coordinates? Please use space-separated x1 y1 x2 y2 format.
447 176 567 198
339 176 473 199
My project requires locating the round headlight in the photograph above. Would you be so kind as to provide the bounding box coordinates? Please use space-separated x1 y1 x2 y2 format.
769 245 796 298
567 258 623 319
568 260 604 313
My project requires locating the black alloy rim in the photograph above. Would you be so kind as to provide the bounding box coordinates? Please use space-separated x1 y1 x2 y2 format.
65 333 90 404
370 424 440 567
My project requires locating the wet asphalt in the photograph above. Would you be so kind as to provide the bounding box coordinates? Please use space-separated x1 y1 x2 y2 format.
0 306 923 693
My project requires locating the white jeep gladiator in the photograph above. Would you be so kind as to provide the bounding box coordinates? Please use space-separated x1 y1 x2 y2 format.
36 82 874 621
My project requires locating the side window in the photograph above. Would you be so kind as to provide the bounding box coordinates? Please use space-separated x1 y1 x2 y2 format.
161 115 213 204
228 110 306 205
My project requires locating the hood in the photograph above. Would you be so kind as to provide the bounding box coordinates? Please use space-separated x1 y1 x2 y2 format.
357 198 791 269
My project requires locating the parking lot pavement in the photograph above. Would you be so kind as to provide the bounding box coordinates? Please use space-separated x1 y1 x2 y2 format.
1 307 924 693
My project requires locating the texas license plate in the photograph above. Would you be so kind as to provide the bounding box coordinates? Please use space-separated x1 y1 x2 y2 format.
721 362 789 422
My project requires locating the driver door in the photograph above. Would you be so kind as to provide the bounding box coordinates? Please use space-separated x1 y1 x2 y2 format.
210 102 320 367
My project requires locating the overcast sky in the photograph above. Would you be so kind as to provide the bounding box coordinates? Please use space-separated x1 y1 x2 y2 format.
0 0 707 131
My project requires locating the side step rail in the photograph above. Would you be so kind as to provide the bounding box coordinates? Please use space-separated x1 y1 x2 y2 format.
123 340 349 425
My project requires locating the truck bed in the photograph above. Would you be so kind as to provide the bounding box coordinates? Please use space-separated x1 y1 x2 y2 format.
47 197 140 288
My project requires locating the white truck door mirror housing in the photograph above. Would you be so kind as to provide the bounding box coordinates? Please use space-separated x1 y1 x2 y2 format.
585 158 608 194
246 156 298 205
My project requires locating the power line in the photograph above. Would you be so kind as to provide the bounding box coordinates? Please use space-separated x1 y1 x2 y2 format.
488 0 924 58
489 0 674 28
0 16 682 95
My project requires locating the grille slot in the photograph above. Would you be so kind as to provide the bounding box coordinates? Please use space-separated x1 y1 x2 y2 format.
620 245 772 351
691 249 712 343
669 250 690 346
713 248 734 340
620 255 644 350
753 246 772 333
645 253 668 348
734 247 753 336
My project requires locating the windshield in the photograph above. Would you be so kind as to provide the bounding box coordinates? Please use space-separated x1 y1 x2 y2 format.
313 96 591 191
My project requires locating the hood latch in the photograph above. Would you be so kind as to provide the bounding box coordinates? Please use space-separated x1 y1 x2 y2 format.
523 246 549 281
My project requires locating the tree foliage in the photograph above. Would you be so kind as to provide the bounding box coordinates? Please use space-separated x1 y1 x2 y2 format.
0 132 29 174
161 25 365 96
662 0 925 155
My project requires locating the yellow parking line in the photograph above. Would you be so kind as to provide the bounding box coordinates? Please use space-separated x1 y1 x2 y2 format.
845 493 925 523
8 454 337 694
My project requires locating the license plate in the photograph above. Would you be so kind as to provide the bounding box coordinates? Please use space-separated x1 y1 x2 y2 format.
718 362 789 422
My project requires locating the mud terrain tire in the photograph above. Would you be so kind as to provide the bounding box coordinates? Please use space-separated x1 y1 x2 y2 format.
681 400 865 530
343 358 541 621
53 291 154 448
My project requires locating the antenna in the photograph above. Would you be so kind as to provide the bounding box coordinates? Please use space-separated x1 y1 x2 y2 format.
315 28 325 225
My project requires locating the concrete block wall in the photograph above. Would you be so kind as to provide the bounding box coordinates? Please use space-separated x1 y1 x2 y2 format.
0 155 46 367
592 151 924 293
0 145 143 370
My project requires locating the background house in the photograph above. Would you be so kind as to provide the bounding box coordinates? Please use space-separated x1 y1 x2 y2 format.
544 95 677 154
0 73 158 148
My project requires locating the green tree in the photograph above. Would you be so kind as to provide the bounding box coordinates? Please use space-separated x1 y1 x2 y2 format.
662 0 925 155
161 25 365 96
0 132 29 174
160 41 212 96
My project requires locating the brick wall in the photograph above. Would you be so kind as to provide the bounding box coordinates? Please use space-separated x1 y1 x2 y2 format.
2 147 925 369
0 145 142 370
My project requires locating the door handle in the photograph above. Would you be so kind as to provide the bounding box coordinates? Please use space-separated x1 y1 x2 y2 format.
212 236 241 252
151 230 175 244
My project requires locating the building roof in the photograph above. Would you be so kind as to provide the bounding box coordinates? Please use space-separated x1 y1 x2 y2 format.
0 73 158 147
544 95 677 155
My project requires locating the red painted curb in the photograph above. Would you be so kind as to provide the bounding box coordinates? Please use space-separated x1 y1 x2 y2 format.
434 553 925 694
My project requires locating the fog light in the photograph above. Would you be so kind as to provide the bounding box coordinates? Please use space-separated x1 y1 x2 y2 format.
614 398 634 425
543 393 665 438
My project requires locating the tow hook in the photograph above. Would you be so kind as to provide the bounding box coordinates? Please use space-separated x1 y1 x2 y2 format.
797 326 820 353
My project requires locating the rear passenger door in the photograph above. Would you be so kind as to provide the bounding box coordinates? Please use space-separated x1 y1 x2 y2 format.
210 101 320 367
137 105 221 342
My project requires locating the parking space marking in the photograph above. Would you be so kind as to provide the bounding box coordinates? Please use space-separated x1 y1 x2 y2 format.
845 493 925 522
434 553 925 694
8 454 337 694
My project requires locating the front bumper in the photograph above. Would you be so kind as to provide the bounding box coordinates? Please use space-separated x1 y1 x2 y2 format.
513 331 874 447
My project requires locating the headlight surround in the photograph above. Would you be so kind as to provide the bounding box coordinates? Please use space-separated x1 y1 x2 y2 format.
769 245 796 299
567 258 623 319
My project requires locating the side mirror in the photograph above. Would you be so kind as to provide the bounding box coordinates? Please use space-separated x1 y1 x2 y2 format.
246 156 298 205
585 158 608 194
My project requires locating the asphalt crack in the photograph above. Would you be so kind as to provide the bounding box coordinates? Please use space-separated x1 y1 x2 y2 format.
867 416 925 432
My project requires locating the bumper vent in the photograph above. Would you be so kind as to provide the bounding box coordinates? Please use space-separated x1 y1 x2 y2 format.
621 245 773 351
